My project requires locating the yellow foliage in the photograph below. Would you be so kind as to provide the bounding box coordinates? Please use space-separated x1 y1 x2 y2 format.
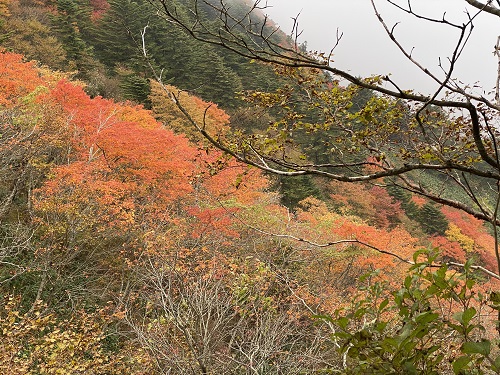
0 0 10 17
149 81 230 141
0 296 152 375
445 223 475 253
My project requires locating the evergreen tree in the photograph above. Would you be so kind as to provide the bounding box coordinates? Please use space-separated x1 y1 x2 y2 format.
418 202 449 236
386 184 420 221
91 0 146 67
277 175 323 209
51 0 96 76
120 74 151 107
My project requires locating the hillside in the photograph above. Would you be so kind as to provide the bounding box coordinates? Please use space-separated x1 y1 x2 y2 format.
1 0 500 373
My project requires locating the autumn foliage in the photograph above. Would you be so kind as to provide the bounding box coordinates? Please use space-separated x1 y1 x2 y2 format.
0 51 44 106
1 51 499 373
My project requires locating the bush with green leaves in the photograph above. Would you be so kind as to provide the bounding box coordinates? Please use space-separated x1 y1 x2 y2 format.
325 249 500 374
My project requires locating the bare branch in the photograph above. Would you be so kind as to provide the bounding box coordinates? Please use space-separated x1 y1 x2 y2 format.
465 0 500 17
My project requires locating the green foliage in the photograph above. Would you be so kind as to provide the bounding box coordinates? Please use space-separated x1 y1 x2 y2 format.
328 249 498 374
418 202 449 236
119 74 151 107
387 184 449 235
277 174 323 209
51 0 97 76
88 0 281 107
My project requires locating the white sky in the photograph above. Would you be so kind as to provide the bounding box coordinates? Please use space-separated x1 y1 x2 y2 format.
264 0 500 96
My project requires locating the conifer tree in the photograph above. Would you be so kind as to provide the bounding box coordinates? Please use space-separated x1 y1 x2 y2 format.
418 202 449 236
51 0 96 75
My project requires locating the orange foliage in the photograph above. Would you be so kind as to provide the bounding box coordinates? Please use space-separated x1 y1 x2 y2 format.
369 186 404 228
34 97 197 237
44 81 195 189
333 220 416 266
200 156 269 204
295 196 416 286
0 0 10 17
441 206 496 267
411 195 426 208
441 206 484 239
432 235 466 263
188 206 240 242
0 52 44 106
328 181 403 229
89 0 109 19
10 59 274 264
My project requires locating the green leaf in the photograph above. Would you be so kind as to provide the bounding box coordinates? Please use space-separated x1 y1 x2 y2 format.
375 321 388 332
454 307 476 326
465 278 475 289
493 355 500 371
335 316 349 329
415 311 439 325
453 355 471 374
402 361 418 375
379 298 389 312
462 307 476 326
462 340 491 356
412 249 428 263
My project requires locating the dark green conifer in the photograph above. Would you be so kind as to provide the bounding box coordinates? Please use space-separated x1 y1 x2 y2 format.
418 202 449 235
51 0 96 75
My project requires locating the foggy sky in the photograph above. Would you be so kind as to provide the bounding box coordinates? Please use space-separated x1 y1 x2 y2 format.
264 0 499 96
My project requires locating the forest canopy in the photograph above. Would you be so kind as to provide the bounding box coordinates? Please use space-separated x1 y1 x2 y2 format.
2 0 500 373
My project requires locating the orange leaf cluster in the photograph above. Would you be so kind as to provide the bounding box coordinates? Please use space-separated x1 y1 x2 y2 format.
0 51 44 106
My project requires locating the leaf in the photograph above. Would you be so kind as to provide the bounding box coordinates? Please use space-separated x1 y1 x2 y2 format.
453 355 472 374
378 298 389 312
453 307 476 326
415 311 439 325
493 355 500 372
462 340 491 356
402 361 418 375
335 316 349 329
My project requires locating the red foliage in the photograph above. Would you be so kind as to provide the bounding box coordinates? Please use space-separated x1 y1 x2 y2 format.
89 0 109 19
477 248 498 273
30 77 203 241
369 186 404 228
199 154 269 204
431 236 466 263
441 206 497 267
441 206 484 239
188 206 240 242
44 80 196 199
329 181 403 229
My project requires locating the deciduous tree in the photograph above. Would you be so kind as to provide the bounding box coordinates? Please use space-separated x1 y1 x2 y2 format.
142 2 500 371
149 0 500 277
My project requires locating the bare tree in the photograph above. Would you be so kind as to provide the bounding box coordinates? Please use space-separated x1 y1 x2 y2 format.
126 254 336 374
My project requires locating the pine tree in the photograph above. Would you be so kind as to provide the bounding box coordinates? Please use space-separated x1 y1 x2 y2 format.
277 175 323 209
51 0 96 75
91 0 146 67
418 202 449 236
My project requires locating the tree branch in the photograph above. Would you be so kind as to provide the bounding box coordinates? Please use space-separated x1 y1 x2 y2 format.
465 0 500 17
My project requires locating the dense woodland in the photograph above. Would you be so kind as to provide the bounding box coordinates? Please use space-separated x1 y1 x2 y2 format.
2 0 500 373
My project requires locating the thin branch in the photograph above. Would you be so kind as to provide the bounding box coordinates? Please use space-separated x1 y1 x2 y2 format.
210 193 500 280
150 0 500 111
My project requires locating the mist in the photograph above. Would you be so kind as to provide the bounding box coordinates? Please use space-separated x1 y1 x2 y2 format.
264 0 499 96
